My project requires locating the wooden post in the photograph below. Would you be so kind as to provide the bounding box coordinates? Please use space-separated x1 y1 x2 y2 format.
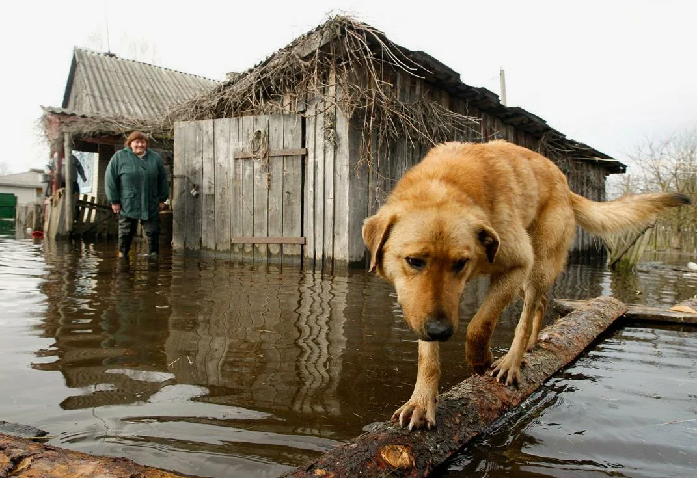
63 133 74 234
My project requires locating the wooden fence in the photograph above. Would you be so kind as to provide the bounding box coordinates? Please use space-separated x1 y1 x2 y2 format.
44 191 117 239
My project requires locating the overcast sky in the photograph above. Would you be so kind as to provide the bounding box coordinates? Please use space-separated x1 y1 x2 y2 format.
1 0 695 174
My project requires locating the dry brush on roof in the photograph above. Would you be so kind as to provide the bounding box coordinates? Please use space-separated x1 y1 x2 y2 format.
41 107 173 152
163 16 481 170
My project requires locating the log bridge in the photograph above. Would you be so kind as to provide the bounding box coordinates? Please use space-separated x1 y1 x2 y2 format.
2 296 695 477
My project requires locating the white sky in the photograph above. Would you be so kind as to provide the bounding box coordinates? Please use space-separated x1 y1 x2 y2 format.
1 0 695 174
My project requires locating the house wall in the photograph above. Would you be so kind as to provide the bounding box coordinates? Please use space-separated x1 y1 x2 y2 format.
95 144 115 202
171 60 611 266
0 185 42 206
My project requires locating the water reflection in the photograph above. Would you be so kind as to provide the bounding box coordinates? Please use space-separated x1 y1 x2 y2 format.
1 236 696 477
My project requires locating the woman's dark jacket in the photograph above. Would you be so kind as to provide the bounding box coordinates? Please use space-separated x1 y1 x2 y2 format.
105 147 169 220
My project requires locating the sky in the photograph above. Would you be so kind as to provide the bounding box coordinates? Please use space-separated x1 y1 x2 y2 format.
1 0 695 175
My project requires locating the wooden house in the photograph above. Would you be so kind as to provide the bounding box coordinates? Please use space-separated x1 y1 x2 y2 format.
42 47 218 237
167 16 625 267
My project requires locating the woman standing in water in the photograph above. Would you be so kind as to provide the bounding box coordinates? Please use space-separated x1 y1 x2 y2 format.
105 131 169 259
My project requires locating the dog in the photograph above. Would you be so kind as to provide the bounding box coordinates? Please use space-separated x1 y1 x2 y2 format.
362 140 690 430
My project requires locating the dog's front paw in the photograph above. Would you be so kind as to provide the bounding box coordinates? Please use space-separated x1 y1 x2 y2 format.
491 352 523 386
392 395 437 431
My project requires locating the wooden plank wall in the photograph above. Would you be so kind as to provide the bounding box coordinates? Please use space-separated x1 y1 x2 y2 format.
173 115 304 263
303 67 359 268
171 123 186 250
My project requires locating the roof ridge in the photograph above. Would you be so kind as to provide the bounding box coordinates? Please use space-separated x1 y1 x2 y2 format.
73 46 220 83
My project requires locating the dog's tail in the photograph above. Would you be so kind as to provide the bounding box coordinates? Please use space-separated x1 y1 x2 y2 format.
570 191 691 240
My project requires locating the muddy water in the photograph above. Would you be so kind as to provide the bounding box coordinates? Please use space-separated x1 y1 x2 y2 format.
0 236 696 477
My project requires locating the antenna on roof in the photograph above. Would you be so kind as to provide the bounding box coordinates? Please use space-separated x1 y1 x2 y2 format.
104 0 112 54
499 68 507 106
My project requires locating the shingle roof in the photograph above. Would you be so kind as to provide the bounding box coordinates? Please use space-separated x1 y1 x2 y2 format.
62 48 219 119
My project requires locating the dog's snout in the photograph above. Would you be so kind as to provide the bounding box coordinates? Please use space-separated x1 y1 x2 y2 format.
424 318 453 342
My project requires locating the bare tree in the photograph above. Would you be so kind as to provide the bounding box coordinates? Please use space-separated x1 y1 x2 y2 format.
612 128 697 249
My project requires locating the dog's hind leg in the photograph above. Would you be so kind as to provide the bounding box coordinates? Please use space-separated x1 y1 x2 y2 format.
493 206 575 385
466 266 528 374
516 289 548 351
491 285 545 385
527 294 548 351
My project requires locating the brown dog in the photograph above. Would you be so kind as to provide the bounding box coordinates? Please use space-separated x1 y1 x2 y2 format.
363 140 690 430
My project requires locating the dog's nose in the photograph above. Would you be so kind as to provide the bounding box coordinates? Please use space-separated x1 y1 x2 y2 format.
425 320 453 341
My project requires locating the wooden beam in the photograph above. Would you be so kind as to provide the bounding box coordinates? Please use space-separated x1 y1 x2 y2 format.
554 298 697 325
281 296 627 478
234 148 307 159
230 236 306 245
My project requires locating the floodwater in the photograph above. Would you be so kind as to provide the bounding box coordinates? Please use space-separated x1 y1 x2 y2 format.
0 234 696 478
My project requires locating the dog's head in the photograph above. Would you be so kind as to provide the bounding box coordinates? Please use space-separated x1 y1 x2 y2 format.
363 204 499 342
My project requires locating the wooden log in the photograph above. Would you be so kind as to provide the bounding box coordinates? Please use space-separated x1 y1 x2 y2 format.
554 298 697 325
281 296 627 478
0 433 186 478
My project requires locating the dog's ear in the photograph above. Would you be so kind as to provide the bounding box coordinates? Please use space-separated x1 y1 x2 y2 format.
362 212 396 273
478 225 500 263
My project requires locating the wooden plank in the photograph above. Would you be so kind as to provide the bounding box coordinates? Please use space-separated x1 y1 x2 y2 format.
314 97 326 265
240 115 255 259
554 299 697 325
231 236 306 244
63 134 74 234
324 68 337 268
267 114 284 258
304 99 317 265
333 93 350 263
281 297 627 478
230 117 243 255
74 193 86 233
253 115 269 261
172 122 185 250
214 119 231 252
88 196 98 223
201 119 216 251
234 148 307 159
84 196 97 232
367 117 379 217
347 114 369 264
185 121 203 250
283 114 303 258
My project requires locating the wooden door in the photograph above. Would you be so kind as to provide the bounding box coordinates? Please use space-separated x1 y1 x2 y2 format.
173 114 305 262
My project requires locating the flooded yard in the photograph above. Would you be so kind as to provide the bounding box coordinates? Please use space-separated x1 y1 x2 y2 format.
1 235 696 477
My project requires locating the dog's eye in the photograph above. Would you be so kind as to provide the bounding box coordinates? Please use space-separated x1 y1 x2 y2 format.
453 259 469 273
405 257 425 270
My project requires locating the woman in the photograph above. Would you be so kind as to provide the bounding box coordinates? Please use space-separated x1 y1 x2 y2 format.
106 131 169 259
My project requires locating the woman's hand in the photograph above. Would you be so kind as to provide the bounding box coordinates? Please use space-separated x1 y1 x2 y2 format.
111 204 121 214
